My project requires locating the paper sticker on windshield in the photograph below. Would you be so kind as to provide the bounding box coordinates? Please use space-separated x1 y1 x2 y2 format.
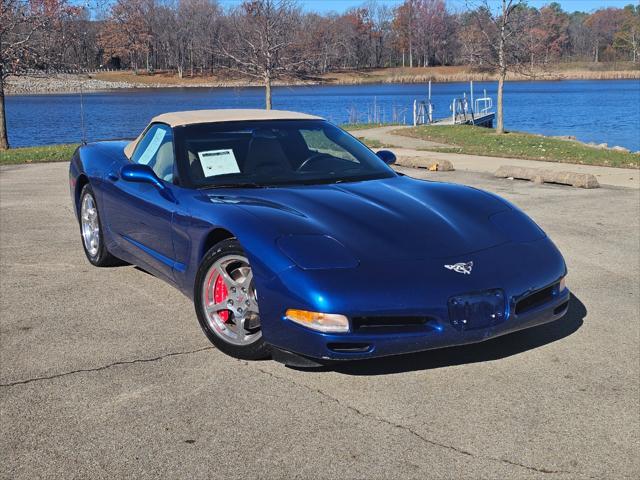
198 149 240 177
138 128 166 165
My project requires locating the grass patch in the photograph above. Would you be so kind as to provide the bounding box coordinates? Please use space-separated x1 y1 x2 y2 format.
356 137 387 149
395 125 639 168
0 144 79 165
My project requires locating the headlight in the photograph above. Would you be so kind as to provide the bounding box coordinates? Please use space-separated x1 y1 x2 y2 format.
285 309 349 333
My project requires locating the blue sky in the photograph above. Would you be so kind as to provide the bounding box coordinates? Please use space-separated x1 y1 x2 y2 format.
216 0 636 14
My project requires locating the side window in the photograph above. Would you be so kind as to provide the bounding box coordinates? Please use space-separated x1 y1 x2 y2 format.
132 124 175 183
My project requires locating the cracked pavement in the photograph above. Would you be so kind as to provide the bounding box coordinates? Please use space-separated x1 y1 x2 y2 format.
1 162 638 479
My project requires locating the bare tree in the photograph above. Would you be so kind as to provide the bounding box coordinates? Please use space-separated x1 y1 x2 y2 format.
464 0 531 134
615 4 640 63
298 13 342 74
413 0 448 67
98 0 153 73
1 0 79 149
393 1 415 67
217 0 306 109
1 1 37 148
586 7 627 63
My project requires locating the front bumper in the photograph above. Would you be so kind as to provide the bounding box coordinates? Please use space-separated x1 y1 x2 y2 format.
258 238 569 361
273 288 570 362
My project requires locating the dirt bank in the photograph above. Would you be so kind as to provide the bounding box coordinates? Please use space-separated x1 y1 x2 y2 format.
6 63 639 95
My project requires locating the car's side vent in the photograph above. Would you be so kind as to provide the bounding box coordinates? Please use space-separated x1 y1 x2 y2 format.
515 284 557 315
351 316 431 334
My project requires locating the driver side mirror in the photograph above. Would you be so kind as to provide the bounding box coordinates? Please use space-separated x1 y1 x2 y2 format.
120 163 165 190
120 163 176 202
376 150 396 165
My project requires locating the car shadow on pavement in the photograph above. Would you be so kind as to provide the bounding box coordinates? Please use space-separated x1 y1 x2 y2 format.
325 293 586 376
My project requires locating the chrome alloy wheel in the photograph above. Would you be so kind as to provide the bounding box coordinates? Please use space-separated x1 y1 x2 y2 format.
202 255 261 346
81 193 100 257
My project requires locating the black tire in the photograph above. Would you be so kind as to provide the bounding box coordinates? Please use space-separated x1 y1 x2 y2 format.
78 184 121 267
194 239 271 360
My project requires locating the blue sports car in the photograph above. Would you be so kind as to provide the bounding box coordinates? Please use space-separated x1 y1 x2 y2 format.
69 109 569 366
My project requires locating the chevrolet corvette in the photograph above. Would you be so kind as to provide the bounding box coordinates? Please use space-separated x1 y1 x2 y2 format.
69 109 569 366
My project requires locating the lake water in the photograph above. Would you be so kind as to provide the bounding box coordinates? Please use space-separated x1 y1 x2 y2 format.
5 79 640 151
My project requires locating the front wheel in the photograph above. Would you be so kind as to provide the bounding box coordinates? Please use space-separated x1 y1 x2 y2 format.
194 239 271 360
79 184 121 267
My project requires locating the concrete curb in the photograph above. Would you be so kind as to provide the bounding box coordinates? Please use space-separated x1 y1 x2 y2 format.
397 156 455 171
495 165 600 189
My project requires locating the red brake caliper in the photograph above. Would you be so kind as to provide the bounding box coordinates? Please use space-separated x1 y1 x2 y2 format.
213 274 230 322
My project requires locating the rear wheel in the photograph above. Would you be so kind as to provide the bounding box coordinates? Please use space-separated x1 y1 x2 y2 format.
79 184 121 267
194 239 270 360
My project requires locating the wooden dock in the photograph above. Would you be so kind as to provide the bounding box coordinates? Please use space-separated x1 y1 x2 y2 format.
430 112 495 128
412 83 495 128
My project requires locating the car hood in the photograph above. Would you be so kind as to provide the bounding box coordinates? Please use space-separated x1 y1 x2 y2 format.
205 176 514 262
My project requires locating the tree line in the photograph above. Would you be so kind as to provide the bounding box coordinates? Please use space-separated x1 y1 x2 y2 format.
6 1 640 75
1 0 639 148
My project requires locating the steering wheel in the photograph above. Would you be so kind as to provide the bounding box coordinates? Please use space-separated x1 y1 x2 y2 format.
296 152 333 172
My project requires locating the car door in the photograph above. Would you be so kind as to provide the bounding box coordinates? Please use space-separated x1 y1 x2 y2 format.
102 123 179 281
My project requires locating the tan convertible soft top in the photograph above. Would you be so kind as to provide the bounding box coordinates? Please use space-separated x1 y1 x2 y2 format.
124 109 323 158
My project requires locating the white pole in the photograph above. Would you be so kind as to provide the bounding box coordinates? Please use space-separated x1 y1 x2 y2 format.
413 100 417 126
374 96 378 124
470 81 474 112
463 93 467 119
428 80 432 123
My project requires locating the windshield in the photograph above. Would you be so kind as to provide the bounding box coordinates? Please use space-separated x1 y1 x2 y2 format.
174 120 396 188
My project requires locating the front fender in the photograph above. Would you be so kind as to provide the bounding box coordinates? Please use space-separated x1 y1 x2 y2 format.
174 193 297 299
69 141 129 219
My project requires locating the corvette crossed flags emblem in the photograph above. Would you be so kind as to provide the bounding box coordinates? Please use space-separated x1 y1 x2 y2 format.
444 261 473 275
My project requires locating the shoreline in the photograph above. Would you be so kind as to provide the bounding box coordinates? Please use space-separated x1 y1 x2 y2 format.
6 67 640 95
3 125 638 166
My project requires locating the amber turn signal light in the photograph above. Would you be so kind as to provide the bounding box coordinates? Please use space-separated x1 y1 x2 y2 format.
285 309 349 333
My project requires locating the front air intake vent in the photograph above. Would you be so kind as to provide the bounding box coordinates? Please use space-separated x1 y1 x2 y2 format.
351 316 430 334
515 284 557 315
327 343 372 353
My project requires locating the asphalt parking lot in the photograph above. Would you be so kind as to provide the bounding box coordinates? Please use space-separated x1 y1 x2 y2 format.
1 162 638 479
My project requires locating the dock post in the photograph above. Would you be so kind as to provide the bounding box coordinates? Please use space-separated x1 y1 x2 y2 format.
470 81 474 112
428 81 432 123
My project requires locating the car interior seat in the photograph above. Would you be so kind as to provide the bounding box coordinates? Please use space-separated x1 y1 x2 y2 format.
244 130 292 175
